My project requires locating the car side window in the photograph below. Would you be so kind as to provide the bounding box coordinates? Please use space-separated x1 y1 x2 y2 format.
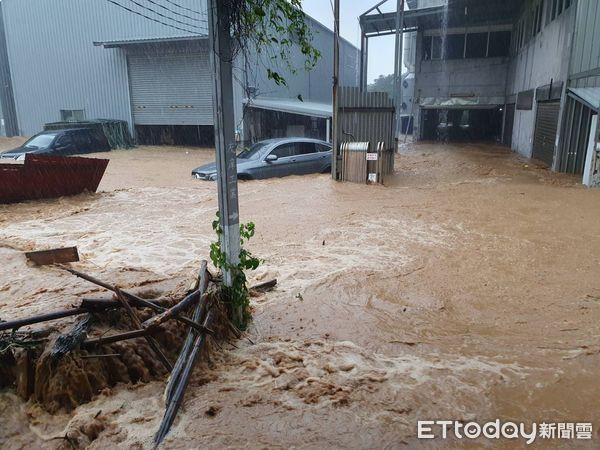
296 142 318 155
271 143 294 159
73 131 91 149
55 134 72 147
317 144 331 152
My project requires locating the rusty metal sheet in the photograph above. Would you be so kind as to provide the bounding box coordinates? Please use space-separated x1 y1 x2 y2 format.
0 154 109 203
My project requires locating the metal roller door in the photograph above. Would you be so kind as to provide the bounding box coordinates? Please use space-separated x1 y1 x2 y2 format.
128 52 213 126
532 101 560 166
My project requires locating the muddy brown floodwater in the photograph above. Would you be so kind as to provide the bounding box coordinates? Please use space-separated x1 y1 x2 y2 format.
0 139 599 449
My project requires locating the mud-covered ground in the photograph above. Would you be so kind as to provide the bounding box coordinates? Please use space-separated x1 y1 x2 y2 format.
0 138 599 449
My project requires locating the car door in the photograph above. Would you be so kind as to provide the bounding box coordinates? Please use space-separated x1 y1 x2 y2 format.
51 134 76 155
259 142 297 178
316 143 332 172
294 141 328 174
74 130 93 154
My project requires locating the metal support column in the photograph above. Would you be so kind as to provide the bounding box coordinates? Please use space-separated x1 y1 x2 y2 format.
208 0 240 290
393 0 404 142
332 0 340 180
360 31 369 91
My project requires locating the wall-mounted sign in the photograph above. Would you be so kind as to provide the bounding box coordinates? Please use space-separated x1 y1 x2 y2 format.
366 153 378 161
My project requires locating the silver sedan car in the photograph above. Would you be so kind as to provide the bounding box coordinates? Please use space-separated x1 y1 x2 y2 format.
191 138 332 181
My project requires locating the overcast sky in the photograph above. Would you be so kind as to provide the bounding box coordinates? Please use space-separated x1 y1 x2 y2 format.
301 0 397 84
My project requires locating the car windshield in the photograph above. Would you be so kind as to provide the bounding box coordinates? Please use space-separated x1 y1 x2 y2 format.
24 134 56 149
237 142 269 160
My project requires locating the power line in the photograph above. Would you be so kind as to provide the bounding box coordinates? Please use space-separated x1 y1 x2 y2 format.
106 0 202 35
124 0 207 30
161 0 205 17
143 0 207 23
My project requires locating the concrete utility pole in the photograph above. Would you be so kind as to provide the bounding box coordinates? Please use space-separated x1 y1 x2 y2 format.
208 0 241 287
332 0 340 180
393 0 404 142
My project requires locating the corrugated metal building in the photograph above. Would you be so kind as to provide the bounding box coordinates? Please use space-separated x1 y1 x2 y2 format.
0 0 359 144
373 0 599 183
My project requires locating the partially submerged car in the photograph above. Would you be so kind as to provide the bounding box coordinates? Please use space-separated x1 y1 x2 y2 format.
192 137 332 181
0 128 110 160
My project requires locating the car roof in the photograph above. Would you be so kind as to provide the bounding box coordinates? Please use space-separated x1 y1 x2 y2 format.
258 137 331 146
36 128 93 136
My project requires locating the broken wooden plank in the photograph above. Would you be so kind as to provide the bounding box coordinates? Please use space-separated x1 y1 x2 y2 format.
79 297 171 311
63 267 210 335
82 328 161 348
0 308 89 332
155 298 216 446
114 287 173 372
164 261 209 404
142 291 204 331
250 279 277 292
25 247 79 266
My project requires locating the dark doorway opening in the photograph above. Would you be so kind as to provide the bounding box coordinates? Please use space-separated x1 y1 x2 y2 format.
134 125 214 146
421 107 503 142
245 107 329 143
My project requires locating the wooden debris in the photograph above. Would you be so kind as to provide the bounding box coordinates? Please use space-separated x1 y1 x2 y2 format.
114 287 173 372
25 247 79 266
142 290 204 330
164 261 209 403
64 267 209 334
155 300 215 447
50 315 93 362
250 278 277 292
155 261 212 446
80 297 171 311
82 328 161 348
0 308 89 332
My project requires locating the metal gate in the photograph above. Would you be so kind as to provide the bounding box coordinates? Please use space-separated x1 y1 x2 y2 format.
128 52 213 126
532 101 560 166
503 103 515 147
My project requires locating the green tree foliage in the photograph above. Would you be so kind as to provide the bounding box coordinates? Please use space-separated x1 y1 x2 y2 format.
210 212 261 330
367 74 395 96
226 0 321 88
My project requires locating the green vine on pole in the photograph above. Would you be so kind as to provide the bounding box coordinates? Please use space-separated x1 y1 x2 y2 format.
210 212 261 330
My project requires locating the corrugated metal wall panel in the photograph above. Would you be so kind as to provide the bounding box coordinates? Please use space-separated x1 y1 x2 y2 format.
571 0 600 88
532 101 560 166
1 0 207 136
0 2 18 136
503 103 515 147
128 52 213 126
244 15 359 106
1 0 355 137
337 87 395 152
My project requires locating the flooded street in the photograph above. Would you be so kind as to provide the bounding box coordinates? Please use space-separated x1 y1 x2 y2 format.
1 139 599 448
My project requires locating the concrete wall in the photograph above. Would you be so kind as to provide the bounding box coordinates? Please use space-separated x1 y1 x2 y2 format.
506 2 575 158
417 57 509 100
413 26 511 139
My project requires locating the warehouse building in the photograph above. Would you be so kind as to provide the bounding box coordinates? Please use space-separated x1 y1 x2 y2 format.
0 0 359 144
360 0 600 184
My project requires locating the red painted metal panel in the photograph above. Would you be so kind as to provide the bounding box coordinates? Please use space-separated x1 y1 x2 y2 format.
0 154 109 203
